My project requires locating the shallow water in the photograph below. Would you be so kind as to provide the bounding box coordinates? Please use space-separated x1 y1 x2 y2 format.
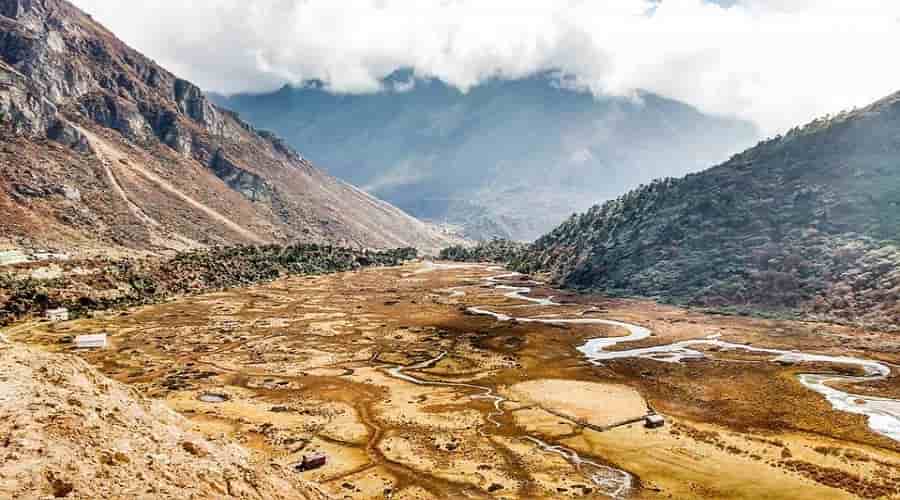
579 337 900 442
382 286 635 497
467 271 900 443
198 393 228 403
525 437 633 498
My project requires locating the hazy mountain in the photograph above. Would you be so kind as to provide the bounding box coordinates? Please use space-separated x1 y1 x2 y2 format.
0 0 451 254
513 91 900 329
212 71 760 241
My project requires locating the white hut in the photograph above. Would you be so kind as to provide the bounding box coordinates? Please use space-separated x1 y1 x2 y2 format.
45 308 70 322
0 250 29 266
74 334 107 349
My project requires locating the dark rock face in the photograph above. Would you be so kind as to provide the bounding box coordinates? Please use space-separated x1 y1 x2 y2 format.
513 92 900 329
0 0 232 147
78 93 153 143
0 0 450 253
211 149 274 203
46 118 90 151
0 60 57 134
173 78 216 126
0 0 34 20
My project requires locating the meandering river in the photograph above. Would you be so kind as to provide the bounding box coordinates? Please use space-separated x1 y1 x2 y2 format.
388 263 900 498
465 269 900 443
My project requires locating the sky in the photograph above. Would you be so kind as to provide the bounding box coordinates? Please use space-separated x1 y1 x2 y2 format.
70 0 900 134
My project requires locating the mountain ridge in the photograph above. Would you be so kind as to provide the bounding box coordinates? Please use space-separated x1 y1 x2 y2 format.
511 90 900 329
0 0 453 254
213 70 760 241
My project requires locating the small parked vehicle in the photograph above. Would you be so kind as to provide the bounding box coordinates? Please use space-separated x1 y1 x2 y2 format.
294 453 327 471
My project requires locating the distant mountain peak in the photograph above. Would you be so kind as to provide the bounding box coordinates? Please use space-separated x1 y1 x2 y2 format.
215 70 759 241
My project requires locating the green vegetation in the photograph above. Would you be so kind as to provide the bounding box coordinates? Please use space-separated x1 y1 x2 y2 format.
439 240 528 263
0 244 417 325
513 92 900 330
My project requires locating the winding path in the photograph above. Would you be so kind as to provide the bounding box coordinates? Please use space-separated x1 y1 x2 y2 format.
76 124 266 245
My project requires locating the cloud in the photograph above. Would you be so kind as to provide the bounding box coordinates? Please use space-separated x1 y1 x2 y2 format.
71 0 900 133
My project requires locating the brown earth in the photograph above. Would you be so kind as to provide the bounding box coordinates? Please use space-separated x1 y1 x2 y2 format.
0 342 329 499
7 262 900 499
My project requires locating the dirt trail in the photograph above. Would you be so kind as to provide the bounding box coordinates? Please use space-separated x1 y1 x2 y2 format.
98 146 161 229
76 124 266 245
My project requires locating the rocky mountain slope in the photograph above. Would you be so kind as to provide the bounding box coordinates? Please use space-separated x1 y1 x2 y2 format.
0 0 451 254
213 71 759 241
513 91 900 329
0 342 329 499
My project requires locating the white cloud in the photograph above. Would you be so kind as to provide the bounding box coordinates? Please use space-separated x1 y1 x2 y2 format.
71 0 900 133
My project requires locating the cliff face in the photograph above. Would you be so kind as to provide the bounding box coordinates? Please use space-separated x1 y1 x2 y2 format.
514 91 900 329
0 0 451 253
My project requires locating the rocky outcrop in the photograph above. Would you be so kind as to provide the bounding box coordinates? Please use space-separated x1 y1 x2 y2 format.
0 0 453 254
173 78 216 126
45 118 90 151
211 149 275 203
0 59 56 134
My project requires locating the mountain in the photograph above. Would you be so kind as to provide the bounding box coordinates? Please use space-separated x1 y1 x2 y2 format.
0 0 451 254
513 91 900 329
212 71 760 241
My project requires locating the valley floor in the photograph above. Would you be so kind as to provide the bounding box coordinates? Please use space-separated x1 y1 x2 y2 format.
7 262 900 499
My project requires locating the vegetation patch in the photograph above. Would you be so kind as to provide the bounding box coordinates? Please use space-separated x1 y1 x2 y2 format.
505 96 900 331
439 239 528 263
0 244 417 325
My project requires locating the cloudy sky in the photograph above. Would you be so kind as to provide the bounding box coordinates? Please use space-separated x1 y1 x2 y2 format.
71 0 900 133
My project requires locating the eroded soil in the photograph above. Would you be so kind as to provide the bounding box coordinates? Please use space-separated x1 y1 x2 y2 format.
11 263 900 499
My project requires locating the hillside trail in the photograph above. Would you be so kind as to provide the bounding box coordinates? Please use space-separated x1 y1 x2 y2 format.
74 124 267 245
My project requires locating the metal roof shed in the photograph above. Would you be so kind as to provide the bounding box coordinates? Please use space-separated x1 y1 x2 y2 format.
74 334 107 349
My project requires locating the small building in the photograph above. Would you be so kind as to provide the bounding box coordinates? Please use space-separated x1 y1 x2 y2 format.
32 252 70 262
294 453 327 471
74 334 107 349
0 250 29 266
45 308 70 322
645 414 665 429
